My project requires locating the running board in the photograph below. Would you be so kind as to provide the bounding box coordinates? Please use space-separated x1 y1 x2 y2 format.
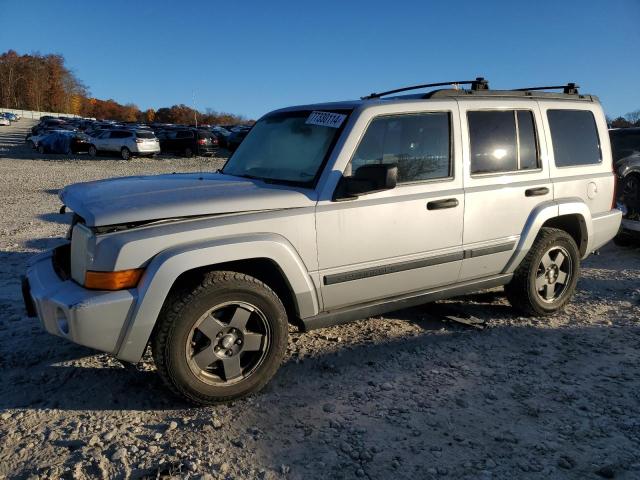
300 274 513 332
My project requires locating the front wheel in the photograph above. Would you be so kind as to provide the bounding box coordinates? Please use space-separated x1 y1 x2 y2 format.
88 145 97 157
505 227 580 316
152 271 288 404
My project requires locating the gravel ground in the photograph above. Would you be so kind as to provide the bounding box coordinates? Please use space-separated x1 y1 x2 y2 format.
1 119 640 480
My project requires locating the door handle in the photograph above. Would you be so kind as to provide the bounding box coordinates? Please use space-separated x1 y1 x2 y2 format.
525 187 549 197
427 198 459 210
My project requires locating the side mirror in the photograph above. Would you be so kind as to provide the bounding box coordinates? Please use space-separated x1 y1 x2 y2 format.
335 163 397 200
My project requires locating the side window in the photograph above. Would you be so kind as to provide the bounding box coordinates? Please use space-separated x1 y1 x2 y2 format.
467 110 539 174
547 110 601 167
350 112 451 183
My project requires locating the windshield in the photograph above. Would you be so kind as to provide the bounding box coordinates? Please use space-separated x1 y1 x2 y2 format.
222 109 350 186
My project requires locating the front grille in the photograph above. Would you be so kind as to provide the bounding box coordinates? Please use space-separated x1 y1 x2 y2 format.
52 244 71 281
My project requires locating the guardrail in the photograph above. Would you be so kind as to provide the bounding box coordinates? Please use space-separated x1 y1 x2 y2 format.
0 107 82 120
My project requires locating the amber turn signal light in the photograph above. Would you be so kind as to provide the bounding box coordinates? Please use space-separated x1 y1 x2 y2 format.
84 269 144 290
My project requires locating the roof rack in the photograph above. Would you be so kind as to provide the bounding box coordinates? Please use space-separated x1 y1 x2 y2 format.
362 77 489 100
513 83 579 95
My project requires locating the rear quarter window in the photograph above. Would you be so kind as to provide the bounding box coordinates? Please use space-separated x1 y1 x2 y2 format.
547 110 601 167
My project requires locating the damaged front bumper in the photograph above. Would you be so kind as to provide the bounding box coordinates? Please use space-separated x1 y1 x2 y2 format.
23 245 137 355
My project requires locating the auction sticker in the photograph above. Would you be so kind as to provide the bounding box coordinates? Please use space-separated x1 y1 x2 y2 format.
305 111 347 128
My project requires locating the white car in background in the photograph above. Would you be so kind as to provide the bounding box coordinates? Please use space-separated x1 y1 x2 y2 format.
89 129 160 160
0 115 11 126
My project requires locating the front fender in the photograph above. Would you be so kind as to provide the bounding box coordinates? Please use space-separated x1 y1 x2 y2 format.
502 199 592 274
114 233 319 362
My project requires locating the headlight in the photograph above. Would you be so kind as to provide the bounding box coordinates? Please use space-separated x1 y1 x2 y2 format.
70 223 95 284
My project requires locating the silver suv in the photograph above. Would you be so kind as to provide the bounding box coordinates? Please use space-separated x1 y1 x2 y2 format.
89 129 160 160
23 79 621 404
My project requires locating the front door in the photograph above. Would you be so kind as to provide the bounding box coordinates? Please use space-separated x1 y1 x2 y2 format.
316 107 464 310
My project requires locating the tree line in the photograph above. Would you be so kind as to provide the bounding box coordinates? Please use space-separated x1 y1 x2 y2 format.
608 111 640 129
0 50 248 125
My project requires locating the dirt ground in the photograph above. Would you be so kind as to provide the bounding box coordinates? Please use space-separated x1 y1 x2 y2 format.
1 119 639 480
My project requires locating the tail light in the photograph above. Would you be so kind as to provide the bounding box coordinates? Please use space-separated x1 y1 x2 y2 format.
135 138 143 143
212 137 219 145
612 160 618 210
197 138 207 145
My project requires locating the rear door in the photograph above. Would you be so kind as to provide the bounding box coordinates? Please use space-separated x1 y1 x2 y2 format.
458 100 552 281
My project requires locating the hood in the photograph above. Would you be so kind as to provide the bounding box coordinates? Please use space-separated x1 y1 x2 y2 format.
59 172 316 227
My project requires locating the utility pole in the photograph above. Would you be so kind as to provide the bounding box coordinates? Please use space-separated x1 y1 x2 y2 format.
193 91 197 128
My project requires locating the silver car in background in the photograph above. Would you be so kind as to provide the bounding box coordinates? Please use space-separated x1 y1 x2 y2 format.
88 129 160 160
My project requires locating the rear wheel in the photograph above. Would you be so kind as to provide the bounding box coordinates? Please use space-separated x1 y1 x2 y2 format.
37 145 45 154
120 147 131 160
505 227 580 316
152 271 288 404
184 147 194 157
88 145 97 157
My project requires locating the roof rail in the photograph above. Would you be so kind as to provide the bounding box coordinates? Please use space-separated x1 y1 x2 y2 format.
362 77 489 100
513 83 579 95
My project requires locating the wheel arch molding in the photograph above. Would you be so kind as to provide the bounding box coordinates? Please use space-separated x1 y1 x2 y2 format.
114 233 319 363
503 199 593 274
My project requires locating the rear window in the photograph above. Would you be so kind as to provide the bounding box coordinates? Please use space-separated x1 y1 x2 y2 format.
547 110 601 167
197 131 212 139
136 131 155 139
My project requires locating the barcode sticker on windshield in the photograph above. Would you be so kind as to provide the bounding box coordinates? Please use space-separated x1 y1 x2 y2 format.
305 111 347 128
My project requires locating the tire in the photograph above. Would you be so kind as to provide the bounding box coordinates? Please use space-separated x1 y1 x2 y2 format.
88 145 97 157
28 140 34 149
184 147 194 158
152 271 288 405
613 231 637 247
37 145 45 154
505 227 580 316
120 147 131 160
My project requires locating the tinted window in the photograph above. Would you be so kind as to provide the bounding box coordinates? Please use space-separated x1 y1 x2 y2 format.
517 111 538 170
110 130 132 139
136 131 155 139
351 112 451 183
548 110 601 167
468 110 539 174
176 130 194 139
468 111 517 173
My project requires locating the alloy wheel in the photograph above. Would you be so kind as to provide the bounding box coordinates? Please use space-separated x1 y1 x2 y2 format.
535 246 572 302
185 301 269 386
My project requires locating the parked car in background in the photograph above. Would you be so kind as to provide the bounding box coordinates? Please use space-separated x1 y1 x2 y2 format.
158 128 218 157
226 125 251 151
1 112 18 123
89 129 160 160
36 131 92 154
610 127 640 243
210 126 231 148
0 116 10 126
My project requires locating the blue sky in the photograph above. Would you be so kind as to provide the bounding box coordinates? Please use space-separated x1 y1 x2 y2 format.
1 0 639 119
